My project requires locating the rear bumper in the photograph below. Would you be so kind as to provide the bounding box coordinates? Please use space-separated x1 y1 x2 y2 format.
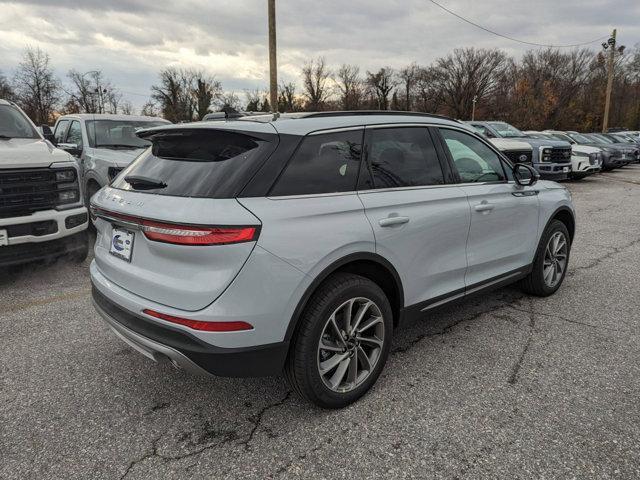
0 230 88 267
92 285 289 377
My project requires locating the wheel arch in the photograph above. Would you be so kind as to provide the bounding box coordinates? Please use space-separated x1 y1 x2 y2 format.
548 206 575 244
283 252 404 343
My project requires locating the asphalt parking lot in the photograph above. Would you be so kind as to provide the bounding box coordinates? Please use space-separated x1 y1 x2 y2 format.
2 166 640 480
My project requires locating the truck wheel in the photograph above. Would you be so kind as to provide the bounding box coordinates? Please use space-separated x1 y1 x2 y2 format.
520 220 571 297
284 273 393 409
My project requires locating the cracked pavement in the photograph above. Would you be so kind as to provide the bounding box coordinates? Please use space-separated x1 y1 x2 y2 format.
2 165 640 479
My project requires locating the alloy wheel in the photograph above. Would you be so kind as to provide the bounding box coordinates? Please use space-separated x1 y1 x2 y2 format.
543 231 568 288
316 297 385 393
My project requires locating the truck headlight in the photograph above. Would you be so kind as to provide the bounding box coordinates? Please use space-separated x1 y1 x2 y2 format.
539 146 552 162
55 169 76 182
58 190 79 204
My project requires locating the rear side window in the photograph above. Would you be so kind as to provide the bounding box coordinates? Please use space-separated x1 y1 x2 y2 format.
111 130 276 198
270 130 362 196
361 127 444 189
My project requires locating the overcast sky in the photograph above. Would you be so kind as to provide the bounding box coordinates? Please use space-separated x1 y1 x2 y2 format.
1 0 639 109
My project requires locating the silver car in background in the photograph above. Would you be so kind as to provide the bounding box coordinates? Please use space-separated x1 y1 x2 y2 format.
52 114 170 204
90 112 575 408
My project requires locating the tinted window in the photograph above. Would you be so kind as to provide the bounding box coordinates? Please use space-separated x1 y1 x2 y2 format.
440 128 506 183
362 127 444 189
66 121 83 148
54 120 70 143
111 130 276 198
270 130 362 196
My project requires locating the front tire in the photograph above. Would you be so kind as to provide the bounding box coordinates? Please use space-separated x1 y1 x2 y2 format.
520 220 571 297
284 273 393 409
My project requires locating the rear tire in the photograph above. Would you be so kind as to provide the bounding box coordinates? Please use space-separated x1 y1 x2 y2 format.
284 273 393 409
520 220 571 297
68 230 90 264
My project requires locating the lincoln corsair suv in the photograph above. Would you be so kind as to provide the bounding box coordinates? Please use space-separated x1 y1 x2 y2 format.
90 112 575 408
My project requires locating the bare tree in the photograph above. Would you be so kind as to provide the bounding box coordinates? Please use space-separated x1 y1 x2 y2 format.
13 47 61 124
366 67 396 110
278 82 301 112
219 91 241 111
397 63 419 110
151 68 196 122
120 100 134 115
301 57 332 111
0 71 13 100
244 88 264 111
336 64 363 110
66 70 120 114
430 47 509 119
140 100 158 117
192 73 222 119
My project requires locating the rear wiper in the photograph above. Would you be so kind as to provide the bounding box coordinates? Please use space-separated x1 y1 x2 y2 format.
124 175 167 190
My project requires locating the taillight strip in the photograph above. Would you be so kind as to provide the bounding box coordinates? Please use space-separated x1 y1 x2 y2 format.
143 309 254 332
91 206 259 246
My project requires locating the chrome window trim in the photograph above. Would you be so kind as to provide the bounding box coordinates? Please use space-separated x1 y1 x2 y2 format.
307 126 366 136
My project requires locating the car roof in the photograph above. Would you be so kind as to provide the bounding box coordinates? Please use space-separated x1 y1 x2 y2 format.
140 111 467 137
56 113 169 123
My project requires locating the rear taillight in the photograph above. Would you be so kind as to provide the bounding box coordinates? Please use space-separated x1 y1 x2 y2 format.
143 309 253 332
91 207 259 246
142 220 257 246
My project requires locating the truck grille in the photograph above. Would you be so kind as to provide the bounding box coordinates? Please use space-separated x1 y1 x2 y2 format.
549 147 572 163
503 150 532 164
0 168 75 218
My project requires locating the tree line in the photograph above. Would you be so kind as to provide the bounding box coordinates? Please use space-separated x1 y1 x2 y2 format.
2 45 640 131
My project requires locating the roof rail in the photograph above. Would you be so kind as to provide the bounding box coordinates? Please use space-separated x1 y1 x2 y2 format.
300 110 458 122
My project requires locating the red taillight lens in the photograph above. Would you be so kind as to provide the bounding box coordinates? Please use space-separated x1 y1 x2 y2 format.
141 220 257 246
91 207 259 246
143 309 253 332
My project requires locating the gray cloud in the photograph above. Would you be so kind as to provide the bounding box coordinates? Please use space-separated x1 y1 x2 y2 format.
1 0 638 109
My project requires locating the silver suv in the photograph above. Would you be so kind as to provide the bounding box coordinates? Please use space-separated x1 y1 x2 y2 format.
90 112 575 408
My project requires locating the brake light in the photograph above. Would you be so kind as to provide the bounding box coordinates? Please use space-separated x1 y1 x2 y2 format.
143 309 253 332
91 207 259 246
142 220 257 246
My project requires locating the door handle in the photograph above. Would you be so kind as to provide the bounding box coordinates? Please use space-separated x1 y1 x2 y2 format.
474 203 495 212
379 216 410 227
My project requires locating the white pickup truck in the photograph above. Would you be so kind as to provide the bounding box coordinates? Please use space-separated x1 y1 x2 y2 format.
0 99 88 267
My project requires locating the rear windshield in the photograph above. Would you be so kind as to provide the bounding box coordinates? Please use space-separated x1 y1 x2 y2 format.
111 129 276 198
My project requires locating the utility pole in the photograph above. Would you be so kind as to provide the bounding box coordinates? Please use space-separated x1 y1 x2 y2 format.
602 29 617 133
268 0 278 113
471 95 477 121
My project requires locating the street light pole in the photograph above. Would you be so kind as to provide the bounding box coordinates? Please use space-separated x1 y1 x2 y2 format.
602 29 617 133
471 95 477 121
268 0 278 113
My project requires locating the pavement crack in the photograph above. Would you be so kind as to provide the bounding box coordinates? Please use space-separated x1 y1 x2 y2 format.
569 236 640 276
120 434 164 480
507 299 536 385
507 306 598 329
392 297 523 355
239 391 292 451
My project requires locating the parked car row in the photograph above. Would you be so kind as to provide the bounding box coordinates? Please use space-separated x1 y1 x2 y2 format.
464 120 639 181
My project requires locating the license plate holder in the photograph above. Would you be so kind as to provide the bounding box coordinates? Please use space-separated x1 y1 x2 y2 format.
109 228 134 262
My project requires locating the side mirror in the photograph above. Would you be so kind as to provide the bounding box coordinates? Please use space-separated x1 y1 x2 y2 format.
58 142 82 157
513 163 539 187
41 125 56 145
485 131 496 138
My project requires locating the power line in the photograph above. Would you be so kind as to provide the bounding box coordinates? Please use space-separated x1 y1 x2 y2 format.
427 0 609 48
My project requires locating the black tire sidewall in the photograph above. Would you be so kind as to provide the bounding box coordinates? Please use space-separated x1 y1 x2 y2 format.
296 275 393 408
531 220 571 295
